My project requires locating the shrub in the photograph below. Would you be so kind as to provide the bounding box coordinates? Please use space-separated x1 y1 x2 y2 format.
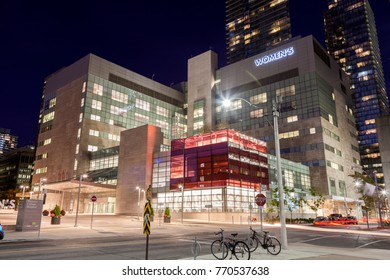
60 209 66 216
164 207 171 218
42 210 49 216
52 205 61 217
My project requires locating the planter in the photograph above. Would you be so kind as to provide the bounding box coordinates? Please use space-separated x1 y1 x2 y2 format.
51 216 61 225
164 217 171 223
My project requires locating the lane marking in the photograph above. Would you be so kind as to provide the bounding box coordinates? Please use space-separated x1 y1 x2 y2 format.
299 235 341 243
357 240 383 248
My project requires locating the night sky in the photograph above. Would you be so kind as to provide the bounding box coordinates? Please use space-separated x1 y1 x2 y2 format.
1 0 389 147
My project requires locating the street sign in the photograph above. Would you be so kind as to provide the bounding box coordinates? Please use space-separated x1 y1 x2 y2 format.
255 193 266 206
143 201 152 235
91 195 97 202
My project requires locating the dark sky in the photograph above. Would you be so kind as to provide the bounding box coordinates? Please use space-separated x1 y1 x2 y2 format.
1 0 389 147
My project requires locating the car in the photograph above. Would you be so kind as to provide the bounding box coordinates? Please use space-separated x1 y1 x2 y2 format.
313 216 329 225
328 213 342 220
346 216 358 225
0 223 4 240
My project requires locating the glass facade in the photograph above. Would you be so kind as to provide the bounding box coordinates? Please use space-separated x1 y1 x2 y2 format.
226 0 291 64
325 0 389 185
152 131 311 214
0 128 17 157
83 74 186 149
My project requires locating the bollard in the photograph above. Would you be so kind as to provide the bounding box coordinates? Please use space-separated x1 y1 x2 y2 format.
192 237 201 260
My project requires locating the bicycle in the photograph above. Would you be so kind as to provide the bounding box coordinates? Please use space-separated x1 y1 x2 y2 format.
211 228 251 260
245 226 281 255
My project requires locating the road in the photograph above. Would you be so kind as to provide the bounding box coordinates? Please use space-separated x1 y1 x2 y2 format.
1 220 389 260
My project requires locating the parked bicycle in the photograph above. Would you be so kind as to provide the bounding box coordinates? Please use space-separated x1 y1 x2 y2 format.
211 228 250 260
246 226 281 255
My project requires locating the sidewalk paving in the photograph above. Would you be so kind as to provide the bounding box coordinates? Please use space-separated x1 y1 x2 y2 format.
1 212 390 260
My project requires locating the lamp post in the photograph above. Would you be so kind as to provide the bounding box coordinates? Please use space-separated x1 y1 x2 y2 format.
179 184 184 224
373 171 384 228
38 178 47 200
223 96 288 249
74 174 87 227
136 186 141 220
20 185 28 199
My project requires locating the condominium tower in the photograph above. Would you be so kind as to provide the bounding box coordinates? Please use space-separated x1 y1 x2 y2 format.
324 0 389 185
226 0 291 64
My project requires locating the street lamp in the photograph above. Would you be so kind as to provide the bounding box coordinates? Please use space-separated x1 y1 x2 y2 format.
38 178 47 200
179 184 184 224
136 186 141 220
20 185 28 199
223 96 288 249
373 171 384 228
74 174 87 227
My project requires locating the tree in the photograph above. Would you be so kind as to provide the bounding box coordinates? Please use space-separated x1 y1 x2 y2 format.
306 187 326 217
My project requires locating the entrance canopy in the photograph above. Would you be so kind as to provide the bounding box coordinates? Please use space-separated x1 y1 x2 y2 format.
42 179 116 194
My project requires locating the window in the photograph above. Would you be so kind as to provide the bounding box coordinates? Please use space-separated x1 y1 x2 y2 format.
135 113 149 123
88 145 98 152
279 130 299 139
91 114 101 121
89 129 99 137
136 99 150 111
249 92 267 104
287 115 298 123
193 108 204 118
93 83 103 95
36 167 47 174
156 120 169 130
92 100 102 110
157 106 169 117
82 82 86 93
42 112 55 123
250 109 264 118
112 90 128 103
79 113 83 123
276 85 295 97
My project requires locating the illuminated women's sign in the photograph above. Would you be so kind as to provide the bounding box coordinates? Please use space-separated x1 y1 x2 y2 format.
254 46 294 67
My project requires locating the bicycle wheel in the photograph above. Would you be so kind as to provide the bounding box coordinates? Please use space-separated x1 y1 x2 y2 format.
245 236 259 253
211 240 228 260
266 237 281 255
233 241 251 260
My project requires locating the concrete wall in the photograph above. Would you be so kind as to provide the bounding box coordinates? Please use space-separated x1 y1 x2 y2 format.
115 125 163 215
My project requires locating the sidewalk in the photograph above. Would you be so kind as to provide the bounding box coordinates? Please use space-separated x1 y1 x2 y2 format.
1 212 390 260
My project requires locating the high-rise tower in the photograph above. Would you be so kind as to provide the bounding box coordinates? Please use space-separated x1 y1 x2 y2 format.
226 0 292 65
324 0 389 185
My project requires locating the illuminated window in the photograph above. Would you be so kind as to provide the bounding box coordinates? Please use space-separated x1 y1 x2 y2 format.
310 128 316 134
194 108 204 118
89 129 99 137
276 85 295 97
287 115 298 123
365 119 375 125
366 129 376 135
91 114 101 121
156 120 169 130
92 100 102 110
112 90 128 103
43 112 55 123
250 92 267 104
80 98 85 107
88 145 98 152
194 121 204 130
226 100 242 111
74 160 78 171
250 109 264 118
49 98 56 108
136 99 150 111
43 138 51 146
362 95 375 102
82 82 86 93
36 167 47 174
157 106 169 117
79 113 83 123
279 130 299 139
135 113 149 123
93 83 103 95
110 105 121 115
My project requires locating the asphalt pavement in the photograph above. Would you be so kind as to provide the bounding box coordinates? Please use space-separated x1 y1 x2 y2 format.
1 212 390 260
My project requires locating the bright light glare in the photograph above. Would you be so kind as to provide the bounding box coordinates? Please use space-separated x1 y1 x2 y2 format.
222 99 231 107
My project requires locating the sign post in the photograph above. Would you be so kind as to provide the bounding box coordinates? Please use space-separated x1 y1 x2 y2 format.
143 185 152 260
255 193 266 233
90 195 97 229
